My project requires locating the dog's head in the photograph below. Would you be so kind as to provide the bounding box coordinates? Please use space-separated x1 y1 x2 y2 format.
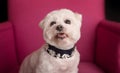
39 9 82 50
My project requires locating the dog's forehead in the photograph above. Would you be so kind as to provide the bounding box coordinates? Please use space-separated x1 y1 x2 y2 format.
47 9 75 17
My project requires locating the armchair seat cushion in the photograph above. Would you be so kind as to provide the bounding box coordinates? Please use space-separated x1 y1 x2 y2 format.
79 62 104 73
9 66 19 73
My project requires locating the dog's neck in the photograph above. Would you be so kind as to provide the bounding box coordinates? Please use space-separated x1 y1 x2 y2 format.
46 44 75 59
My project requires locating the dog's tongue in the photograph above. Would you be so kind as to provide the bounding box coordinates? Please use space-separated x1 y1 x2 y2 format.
57 33 66 39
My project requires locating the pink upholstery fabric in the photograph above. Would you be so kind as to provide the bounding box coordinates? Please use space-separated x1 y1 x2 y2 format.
0 22 19 73
0 0 119 73
96 20 120 73
8 0 104 63
79 62 104 73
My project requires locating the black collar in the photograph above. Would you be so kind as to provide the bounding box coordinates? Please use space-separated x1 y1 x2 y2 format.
46 44 75 59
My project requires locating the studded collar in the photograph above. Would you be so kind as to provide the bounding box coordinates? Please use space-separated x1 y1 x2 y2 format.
46 44 75 59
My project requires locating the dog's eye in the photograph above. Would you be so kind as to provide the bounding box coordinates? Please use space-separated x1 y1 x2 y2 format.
64 19 71 24
50 21 56 26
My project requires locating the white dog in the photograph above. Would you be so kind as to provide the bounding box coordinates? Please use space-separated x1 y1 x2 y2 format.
19 9 82 73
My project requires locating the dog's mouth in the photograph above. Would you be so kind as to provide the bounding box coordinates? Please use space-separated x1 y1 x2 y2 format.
55 33 68 40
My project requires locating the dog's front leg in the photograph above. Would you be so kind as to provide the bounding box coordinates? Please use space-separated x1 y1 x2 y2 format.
19 61 33 73
69 68 78 73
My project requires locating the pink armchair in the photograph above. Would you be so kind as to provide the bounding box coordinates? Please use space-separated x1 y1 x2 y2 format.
0 0 120 73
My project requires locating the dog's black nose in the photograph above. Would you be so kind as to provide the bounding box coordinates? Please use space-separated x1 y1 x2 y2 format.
56 25 63 31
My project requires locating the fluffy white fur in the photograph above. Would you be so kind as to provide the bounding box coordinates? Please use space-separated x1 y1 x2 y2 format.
19 9 82 73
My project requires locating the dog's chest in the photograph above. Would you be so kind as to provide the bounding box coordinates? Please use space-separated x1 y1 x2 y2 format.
38 57 74 73
35 48 79 73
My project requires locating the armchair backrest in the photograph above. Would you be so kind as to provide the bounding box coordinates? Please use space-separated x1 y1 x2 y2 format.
8 0 105 64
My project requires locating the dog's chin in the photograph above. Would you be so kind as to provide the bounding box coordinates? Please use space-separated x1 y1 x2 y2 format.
55 33 68 40
52 33 75 49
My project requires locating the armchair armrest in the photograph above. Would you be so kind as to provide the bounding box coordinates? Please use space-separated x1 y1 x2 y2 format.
95 20 120 73
0 22 19 73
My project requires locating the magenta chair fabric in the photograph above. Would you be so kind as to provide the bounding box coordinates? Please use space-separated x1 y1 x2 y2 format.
96 20 120 73
0 0 120 73
0 22 19 73
79 62 104 73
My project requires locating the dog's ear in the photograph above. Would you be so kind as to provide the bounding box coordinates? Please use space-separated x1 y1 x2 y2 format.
75 13 82 22
39 19 45 29
74 13 82 27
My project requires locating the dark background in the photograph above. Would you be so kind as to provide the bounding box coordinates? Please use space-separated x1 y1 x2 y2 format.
106 0 120 22
0 0 120 22
0 0 8 22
